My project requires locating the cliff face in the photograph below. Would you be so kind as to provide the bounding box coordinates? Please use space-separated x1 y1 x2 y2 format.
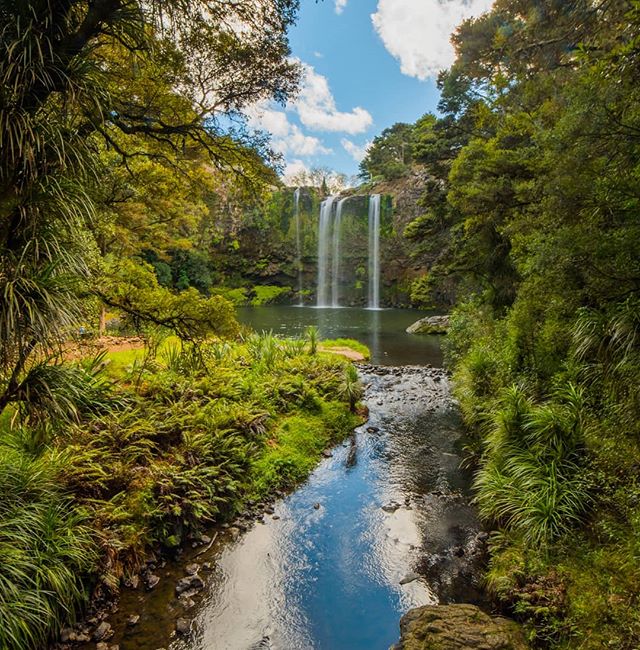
205 176 437 308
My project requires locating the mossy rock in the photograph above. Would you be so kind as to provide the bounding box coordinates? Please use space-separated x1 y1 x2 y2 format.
406 315 450 335
392 604 527 650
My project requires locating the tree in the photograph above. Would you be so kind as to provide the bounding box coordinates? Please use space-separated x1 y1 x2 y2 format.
0 0 300 414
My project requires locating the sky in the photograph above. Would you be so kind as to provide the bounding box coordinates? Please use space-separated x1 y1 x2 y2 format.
246 0 493 181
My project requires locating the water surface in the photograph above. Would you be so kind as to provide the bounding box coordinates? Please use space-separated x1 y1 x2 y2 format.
236 306 442 366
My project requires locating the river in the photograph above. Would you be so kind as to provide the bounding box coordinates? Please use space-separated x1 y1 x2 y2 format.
91 308 482 650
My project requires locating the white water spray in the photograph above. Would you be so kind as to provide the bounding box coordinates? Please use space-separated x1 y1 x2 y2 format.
317 196 336 307
331 198 347 307
368 194 381 309
294 188 303 305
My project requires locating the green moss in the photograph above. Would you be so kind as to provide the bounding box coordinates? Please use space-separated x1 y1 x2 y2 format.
250 284 291 305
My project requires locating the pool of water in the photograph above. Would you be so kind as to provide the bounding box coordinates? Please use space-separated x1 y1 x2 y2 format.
236 306 443 366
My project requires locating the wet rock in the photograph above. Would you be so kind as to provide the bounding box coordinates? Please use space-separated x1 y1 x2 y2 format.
60 628 75 643
176 575 204 595
229 526 241 540
366 426 379 433
399 572 420 585
146 574 160 590
185 563 200 576
264 506 275 515
92 621 113 642
453 546 465 557
313 502 321 510
126 614 140 626
202 562 213 571
346 442 357 467
200 534 212 545
175 618 191 635
382 502 400 513
272 515 281 520
393 604 526 650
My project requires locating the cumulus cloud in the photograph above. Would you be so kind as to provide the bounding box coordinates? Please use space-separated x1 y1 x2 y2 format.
283 159 310 183
292 63 373 134
341 138 371 163
246 104 331 156
335 0 348 14
371 0 493 80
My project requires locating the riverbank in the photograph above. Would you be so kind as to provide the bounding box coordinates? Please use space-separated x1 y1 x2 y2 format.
1 334 363 650
73 363 491 649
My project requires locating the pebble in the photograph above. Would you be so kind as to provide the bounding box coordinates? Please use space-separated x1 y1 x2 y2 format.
175 618 191 635
92 621 113 642
126 614 140 626
185 563 200 576
146 574 160 590
313 503 321 510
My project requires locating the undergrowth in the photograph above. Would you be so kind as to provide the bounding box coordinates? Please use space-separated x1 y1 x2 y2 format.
0 332 363 648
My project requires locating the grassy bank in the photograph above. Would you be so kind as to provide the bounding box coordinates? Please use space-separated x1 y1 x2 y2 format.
447 300 640 648
0 334 364 649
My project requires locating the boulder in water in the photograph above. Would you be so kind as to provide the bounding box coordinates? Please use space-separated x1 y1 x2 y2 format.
392 604 527 650
406 315 450 335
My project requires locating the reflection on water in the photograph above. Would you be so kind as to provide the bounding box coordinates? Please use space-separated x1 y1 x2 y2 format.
236 306 443 366
179 368 474 650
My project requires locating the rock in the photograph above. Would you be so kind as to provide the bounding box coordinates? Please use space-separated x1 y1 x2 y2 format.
185 563 200 576
399 572 420 585
406 315 450 335
382 502 400 513
60 628 75 643
264 506 275 515
366 426 379 433
126 614 140 626
92 622 113 642
200 534 212 545
175 618 191 635
322 449 333 458
393 604 527 650
272 515 281 520
313 502 321 510
176 575 204 595
453 546 465 557
96 643 109 650
146 574 160 590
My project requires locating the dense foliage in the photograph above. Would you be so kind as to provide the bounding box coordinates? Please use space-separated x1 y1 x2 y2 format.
377 0 640 646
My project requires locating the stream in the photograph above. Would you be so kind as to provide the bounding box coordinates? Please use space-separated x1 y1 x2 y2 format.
97 358 484 650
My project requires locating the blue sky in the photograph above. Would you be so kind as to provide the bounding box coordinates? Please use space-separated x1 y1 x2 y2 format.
247 0 493 180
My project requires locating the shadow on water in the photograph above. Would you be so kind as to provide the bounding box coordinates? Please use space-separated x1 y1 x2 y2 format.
102 362 484 650
236 306 443 366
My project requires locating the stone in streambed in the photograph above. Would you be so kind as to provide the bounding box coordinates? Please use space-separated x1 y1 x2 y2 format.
176 575 204 595
392 604 527 650
126 614 140 626
92 621 113 642
176 618 191 635
399 573 420 585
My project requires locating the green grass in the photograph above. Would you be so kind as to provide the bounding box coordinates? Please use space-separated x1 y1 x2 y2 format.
251 403 360 498
320 338 371 359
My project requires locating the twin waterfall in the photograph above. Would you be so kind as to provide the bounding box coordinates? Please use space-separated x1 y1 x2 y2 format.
315 194 381 309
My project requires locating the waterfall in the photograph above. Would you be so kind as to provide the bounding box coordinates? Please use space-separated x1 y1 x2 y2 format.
368 194 381 309
331 198 347 307
294 188 303 305
317 196 336 307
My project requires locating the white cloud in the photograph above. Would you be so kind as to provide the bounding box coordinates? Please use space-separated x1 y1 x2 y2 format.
292 63 373 134
274 124 332 156
246 104 331 156
283 159 310 184
371 0 493 80
341 138 371 163
335 0 348 14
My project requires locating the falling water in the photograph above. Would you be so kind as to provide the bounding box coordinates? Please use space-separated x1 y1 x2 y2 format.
317 196 336 307
294 188 303 305
368 194 381 309
331 198 347 307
